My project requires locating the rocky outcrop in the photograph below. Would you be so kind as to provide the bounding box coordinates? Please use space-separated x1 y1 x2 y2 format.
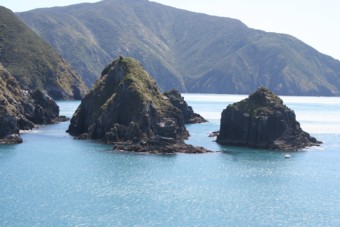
0 110 22 144
67 57 211 153
216 87 321 151
164 90 207 124
113 138 210 154
0 64 67 144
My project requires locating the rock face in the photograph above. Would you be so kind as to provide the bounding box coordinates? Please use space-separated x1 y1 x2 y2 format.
164 90 207 124
216 87 321 151
0 64 66 144
67 57 210 153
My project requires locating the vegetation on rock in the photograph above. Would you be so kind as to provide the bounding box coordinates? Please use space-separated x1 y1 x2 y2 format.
216 87 321 151
0 64 67 144
67 57 210 153
0 6 88 100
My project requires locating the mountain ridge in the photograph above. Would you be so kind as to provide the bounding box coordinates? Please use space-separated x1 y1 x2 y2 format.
17 0 340 96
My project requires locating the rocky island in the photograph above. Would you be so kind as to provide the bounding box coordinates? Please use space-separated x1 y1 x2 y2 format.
0 64 67 144
67 57 210 154
216 87 321 151
164 89 206 124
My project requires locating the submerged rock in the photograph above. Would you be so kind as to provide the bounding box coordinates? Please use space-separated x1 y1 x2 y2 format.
0 64 67 144
67 57 211 153
216 87 321 151
0 134 23 144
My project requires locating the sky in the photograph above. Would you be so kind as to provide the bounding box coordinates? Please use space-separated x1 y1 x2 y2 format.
1 0 339 60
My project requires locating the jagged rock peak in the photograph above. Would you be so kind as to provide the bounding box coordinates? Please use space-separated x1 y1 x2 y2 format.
164 89 207 124
231 87 287 116
216 87 321 151
67 57 210 153
89 56 172 120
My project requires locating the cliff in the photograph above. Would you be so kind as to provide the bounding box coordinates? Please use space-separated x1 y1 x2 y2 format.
216 87 321 151
0 6 88 100
67 57 210 153
0 64 66 144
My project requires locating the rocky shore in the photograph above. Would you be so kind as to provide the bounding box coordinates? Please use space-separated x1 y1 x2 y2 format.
0 64 68 144
216 87 321 151
113 137 210 154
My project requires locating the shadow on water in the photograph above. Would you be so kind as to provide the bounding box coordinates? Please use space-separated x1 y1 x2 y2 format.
104 148 178 159
0 144 17 150
0 144 18 161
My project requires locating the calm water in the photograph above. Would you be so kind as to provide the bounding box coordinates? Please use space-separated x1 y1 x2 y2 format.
1 94 340 226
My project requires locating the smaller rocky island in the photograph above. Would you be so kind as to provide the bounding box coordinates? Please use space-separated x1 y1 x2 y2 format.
67 57 210 154
216 87 321 151
164 89 207 124
0 64 67 144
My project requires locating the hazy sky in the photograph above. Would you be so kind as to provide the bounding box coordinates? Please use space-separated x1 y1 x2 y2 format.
1 0 339 60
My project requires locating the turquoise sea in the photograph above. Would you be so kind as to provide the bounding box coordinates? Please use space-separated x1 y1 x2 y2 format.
1 94 340 226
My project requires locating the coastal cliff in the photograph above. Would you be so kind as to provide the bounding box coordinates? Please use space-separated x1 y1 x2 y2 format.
0 64 66 144
216 87 321 151
67 57 210 153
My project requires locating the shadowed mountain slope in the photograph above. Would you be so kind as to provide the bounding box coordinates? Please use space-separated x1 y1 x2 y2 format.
0 6 88 100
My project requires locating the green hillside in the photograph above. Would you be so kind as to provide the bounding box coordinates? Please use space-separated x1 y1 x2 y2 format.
18 0 340 96
0 6 88 100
